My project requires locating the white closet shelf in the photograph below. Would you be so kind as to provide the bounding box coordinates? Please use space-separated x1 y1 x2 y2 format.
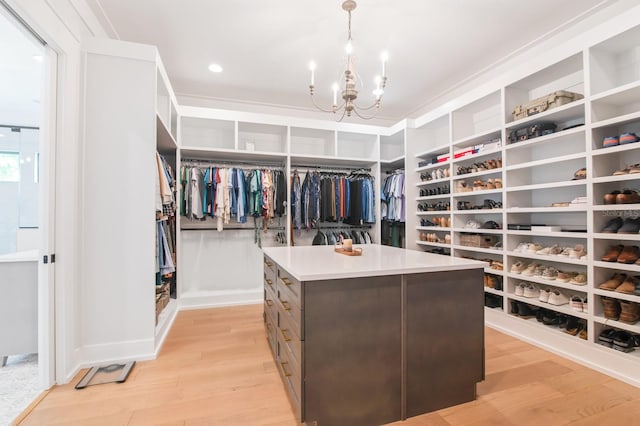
593 233 640 241
593 288 640 304
506 153 586 172
504 126 585 152
484 287 504 296
505 206 588 213
415 177 450 186
592 315 640 335
591 79 640 105
453 245 503 255
592 205 640 211
453 209 504 215
593 261 640 273
505 100 585 130
592 142 640 157
417 211 452 216
507 251 588 266
506 180 586 192
452 168 503 180
157 115 177 153
452 128 502 149
414 161 450 173
453 188 502 197
416 226 451 231
485 267 504 275
591 110 640 130
415 240 451 248
453 228 503 234
416 194 450 202
380 155 405 166
290 154 375 167
181 146 287 163
451 148 502 164
415 146 450 159
506 272 589 293
506 230 587 239
508 293 589 320
593 174 640 184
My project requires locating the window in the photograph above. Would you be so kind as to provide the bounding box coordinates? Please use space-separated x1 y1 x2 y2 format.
0 151 20 182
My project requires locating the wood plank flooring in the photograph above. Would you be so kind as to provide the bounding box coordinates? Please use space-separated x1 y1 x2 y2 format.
18 305 640 425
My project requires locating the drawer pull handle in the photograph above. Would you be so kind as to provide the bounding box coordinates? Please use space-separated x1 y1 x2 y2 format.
266 321 272 330
265 261 273 267
281 328 292 342
265 279 274 286
280 361 292 377
266 299 273 307
280 277 292 286
281 300 291 311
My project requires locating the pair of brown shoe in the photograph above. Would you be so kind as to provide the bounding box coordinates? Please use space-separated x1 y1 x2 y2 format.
598 274 640 294
601 297 640 324
601 245 640 263
603 189 640 204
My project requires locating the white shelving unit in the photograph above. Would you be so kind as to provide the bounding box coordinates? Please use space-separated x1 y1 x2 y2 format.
405 17 640 386
81 37 179 364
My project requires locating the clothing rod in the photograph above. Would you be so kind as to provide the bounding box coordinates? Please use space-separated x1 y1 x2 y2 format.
291 165 371 173
297 225 373 230
181 226 286 231
181 158 284 169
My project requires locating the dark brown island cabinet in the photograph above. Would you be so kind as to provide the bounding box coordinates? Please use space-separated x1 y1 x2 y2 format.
262 244 486 426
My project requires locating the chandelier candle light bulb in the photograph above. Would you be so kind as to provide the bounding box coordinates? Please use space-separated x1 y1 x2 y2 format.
308 0 388 120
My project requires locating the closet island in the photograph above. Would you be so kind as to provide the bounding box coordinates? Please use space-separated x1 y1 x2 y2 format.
262 244 486 426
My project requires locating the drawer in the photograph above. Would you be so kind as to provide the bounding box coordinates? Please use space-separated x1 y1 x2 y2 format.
264 271 276 294
278 308 303 371
264 310 276 357
264 288 278 325
277 267 302 309
263 255 277 283
277 286 303 340
277 336 303 420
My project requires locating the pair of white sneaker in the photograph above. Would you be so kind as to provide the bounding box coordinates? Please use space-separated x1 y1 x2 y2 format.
515 282 569 305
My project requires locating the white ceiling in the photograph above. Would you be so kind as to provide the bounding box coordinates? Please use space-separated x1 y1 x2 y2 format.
89 0 614 122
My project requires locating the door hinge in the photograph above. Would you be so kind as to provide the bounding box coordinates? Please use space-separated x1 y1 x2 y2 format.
43 255 48 264
51 253 56 263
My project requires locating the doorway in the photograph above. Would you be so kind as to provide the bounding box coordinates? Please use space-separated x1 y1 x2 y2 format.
0 3 55 424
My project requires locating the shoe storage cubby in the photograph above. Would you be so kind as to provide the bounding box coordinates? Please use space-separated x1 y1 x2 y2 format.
402 13 640 382
237 122 287 153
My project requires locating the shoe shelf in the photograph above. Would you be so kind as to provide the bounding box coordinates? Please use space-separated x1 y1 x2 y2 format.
593 261 640 273
415 240 451 249
592 139 640 157
451 148 503 165
504 126 586 153
416 211 451 216
591 80 640 104
506 272 589 292
508 293 589 320
451 127 502 149
484 266 504 274
593 315 640 335
452 168 503 180
484 287 504 296
505 100 586 131
506 312 591 343
415 177 450 186
453 208 504 215
452 245 503 255
415 145 450 159
453 188 502 197
507 230 587 239
505 206 588 213
416 226 451 231
506 180 587 193
507 251 588 265
505 153 586 172
593 288 640 304
592 204 640 211
591 110 640 130
415 160 450 173
416 195 451 202
453 227 503 234
592 174 640 184
593 233 640 241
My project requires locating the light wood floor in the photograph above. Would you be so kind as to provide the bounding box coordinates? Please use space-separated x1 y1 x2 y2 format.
18 305 640 425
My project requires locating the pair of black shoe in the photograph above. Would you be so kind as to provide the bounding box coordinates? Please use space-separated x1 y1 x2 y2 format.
420 185 450 196
418 202 450 211
598 328 640 352
485 293 502 309
602 216 640 233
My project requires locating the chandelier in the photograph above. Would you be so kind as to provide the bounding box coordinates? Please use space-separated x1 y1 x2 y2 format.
308 0 388 121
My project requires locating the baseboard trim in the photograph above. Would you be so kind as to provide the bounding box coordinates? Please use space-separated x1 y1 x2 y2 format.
178 289 262 310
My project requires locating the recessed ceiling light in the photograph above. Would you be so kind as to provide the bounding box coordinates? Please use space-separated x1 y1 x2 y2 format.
208 63 223 73
32 55 43 62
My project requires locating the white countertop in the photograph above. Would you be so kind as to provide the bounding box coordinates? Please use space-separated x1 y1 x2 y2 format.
262 244 486 281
